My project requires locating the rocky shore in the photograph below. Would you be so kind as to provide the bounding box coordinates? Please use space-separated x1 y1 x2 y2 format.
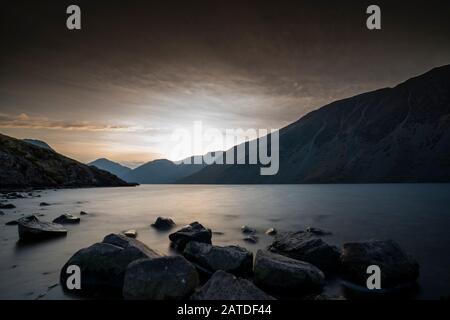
50 217 420 300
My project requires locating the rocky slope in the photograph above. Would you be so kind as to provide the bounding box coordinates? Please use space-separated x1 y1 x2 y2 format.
0 133 131 190
182 65 450 183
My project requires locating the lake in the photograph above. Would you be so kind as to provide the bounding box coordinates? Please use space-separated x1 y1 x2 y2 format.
0 184 449 299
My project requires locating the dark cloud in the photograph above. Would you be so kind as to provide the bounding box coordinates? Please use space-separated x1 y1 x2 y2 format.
1 0 450 163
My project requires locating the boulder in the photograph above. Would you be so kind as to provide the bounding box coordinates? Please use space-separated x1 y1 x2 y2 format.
123 256 199 300
340 240 419 289
80 211 88 215
0 203 15 209
268 231 340 272
254 250 325 295
169 221 212 250
53 213 80 224
183 242 253 276
39 202 50 206
5 220 18 226
151 216 175 230
60 233 160 295
18 215 67 240
266 228 277 236
191 270 274 300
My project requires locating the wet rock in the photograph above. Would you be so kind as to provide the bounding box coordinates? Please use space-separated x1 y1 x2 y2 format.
191 270 274 300
123 229 137 238
306 227 332 236
254 250 325 295
268 231 340 272
241 225 256 234
169 222 212 250
243 235 258 243
123 256 199 300
265 228 277 236
80 211 88 215
39 202 50 207
5 220 18 226
151 216 175 230
183 242 253 276
60 233 160 296
18 215 67 240
0 203 16 209
340 240 420 289
53 213 80 224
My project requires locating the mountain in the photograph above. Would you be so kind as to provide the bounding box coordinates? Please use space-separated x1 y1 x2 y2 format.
181 65 450 183
88 158 132 178
0 133 132 190
121 158 206 184
23 139 54 151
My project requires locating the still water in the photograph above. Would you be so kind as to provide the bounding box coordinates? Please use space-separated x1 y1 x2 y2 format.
0 184 449 299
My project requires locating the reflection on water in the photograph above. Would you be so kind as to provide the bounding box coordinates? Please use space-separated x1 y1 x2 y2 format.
0 184 450 299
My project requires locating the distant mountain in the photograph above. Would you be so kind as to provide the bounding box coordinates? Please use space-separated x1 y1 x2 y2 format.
121 158 206 184
23 139 54 151
181 65 450 183
0 133 132 190
88 158 132 178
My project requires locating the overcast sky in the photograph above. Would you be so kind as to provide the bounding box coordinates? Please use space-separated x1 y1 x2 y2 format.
1 0 450 166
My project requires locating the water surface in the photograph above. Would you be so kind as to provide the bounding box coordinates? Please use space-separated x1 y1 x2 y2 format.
0 184 449 299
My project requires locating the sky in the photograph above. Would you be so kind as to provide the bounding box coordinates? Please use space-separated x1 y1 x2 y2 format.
1 0 450 167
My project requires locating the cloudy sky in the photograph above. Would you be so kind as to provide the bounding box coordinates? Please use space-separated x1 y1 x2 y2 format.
1 0 450 166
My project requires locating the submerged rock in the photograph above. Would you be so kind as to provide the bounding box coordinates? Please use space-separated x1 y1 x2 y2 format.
268 231 340 272
18 215 67 240
191 270 274 300
183 242 253 276
123 229 137 238
241 225 256 234
39 202 50 207
0 210 4 215
254 250 325 295
340 240 419 289
151 216 175 230
60 233 160 295
123 256 199 300
80 211 88 215
243 235 258 244
0 203 16 209
169 222 212 250
5 220 18 226
306 227 332 236
53 213 80 224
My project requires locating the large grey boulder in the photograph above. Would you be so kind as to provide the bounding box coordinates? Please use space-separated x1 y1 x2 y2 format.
123 256 199 300
268 231 340 272
169 222 212 250
60 233 160 295
254 250 325 295
191 270 274 300
183 242 253 276
18 215 67 240
340 240 420 289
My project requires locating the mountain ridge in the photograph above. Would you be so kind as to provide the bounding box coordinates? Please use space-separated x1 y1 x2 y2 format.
180 64 450 183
